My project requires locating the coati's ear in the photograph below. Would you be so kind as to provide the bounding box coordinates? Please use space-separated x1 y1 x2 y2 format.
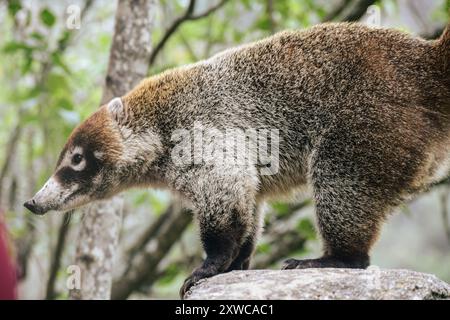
107 97 126 124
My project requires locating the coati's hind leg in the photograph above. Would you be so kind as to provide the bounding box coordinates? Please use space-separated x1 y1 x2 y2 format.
282 120 417 270
281 186 378 269
282 184 380 270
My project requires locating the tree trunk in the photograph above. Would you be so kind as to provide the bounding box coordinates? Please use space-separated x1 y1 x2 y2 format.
70 0 155 300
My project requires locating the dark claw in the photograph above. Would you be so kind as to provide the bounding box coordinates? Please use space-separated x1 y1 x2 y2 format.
282 258 333 269
282 256 370 269
179 273 204 299
282 258 307 270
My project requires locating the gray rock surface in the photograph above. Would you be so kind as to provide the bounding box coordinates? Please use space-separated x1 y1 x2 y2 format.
185 268 450 300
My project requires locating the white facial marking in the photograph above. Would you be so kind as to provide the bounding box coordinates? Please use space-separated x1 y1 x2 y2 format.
32 176 79 211
94 151 104 160
57 146 86 172
70 146 86 171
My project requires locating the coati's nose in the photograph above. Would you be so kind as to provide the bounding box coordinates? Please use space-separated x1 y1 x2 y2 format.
24 199 44 215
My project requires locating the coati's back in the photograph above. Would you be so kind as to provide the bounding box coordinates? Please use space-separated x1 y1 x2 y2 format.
209 22 450 120
200 22 450 195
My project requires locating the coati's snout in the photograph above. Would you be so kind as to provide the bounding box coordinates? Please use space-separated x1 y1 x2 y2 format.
24 145 106 215
24 174 81 215
24 105 124 215
23 198 45 215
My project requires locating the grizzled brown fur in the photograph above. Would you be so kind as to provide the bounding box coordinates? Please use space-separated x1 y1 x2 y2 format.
25 23 450 297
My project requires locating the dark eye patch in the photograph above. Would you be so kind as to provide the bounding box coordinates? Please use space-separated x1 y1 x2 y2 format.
55 149 102 193
72 154 83 165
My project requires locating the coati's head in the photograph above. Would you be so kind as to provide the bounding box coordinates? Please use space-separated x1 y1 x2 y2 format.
24 97 162 215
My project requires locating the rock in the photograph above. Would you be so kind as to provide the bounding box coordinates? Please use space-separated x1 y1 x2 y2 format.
184 268 450 300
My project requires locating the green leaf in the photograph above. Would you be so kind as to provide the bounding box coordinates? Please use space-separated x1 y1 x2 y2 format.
46 73 69 92
40 8 56 27
157 264 181 285
30 32 45 42
254 17 272 31
256 242 271 254
21 53 33 74
3 41 31 54
25 87 41 99
270 202 290 217
57 98 74 110
240 0 252 10
57 31 71 50
51 52 71 74
22 110 39 124
149 194 166 215
7 0 22 16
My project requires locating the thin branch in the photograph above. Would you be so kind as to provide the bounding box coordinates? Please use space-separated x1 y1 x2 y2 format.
0 119 23 201
15 129 38 281
132 199 311 298
45 211 73 300
266 0 275 34
253 200 312 268
111 205 192 300
149 0 230 66
323 0 352 22
252 230 307 269
189 0 229 20
341 0 377 22
178 31 199 61
125 203 179 258
148 0 196 66
265 199 312 227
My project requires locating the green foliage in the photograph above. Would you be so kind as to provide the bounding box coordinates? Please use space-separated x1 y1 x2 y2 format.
157 264 181 285
270 202 292 217
296 218 316 240
40 8 56 27
7 0 22 16
256 242 271 254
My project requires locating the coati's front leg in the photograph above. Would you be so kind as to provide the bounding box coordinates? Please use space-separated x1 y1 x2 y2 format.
226 206 262 272
179 170 259 298
180 206 256 298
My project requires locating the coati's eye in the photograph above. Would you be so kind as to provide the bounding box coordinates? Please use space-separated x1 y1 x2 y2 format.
72 154 83 165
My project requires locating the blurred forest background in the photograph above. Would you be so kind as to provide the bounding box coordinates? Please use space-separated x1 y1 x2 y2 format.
0 0 449 299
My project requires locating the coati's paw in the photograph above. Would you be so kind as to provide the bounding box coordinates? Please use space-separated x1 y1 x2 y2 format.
179 267 218 299
179 274 200 299
282 258 322 269
282 256 370 270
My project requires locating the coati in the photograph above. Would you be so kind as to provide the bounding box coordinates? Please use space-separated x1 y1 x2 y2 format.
24 22 450 297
